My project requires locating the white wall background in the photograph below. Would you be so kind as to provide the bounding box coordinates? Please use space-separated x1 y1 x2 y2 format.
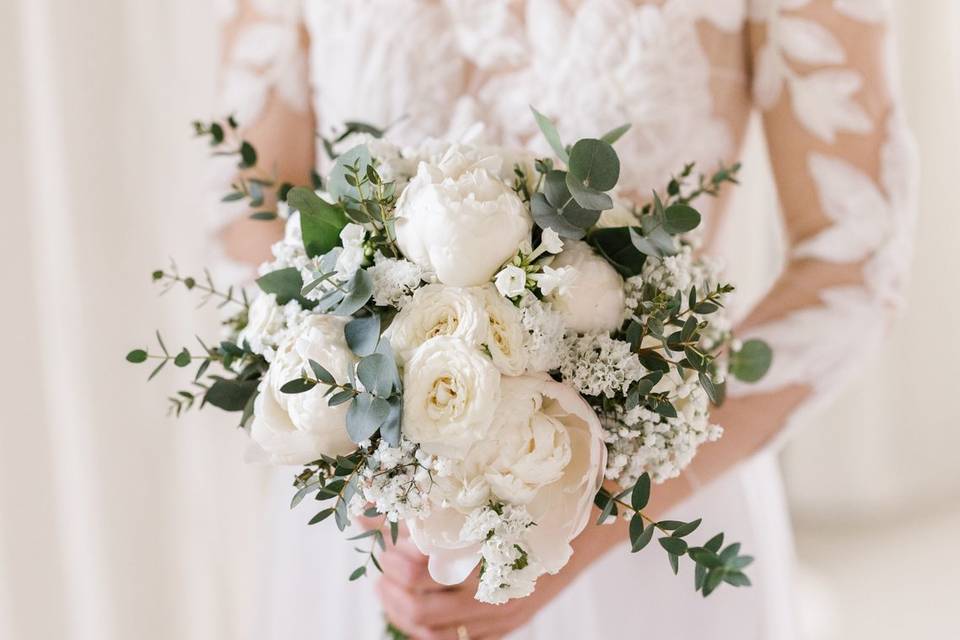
0 1 957 639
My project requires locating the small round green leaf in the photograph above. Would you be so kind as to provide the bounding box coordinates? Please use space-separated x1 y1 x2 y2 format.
173 349 191 367
730 339 773 383
346 393 390 443
567 138 620 191
663 204 702 234
126 349 148 363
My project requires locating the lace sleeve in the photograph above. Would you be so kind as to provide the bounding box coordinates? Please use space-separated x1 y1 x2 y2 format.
730 0 919 444
211 0 314 268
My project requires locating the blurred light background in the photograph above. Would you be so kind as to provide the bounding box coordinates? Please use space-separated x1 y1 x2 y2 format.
0 1 957 638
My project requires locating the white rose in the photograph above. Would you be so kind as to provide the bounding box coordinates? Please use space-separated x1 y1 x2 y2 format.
409 375 607 585
402 336 501 458
494 265 527 298
475 284 528 376
395 144 532 286
385 284 489 363
249 314 357 464
548 240 625 333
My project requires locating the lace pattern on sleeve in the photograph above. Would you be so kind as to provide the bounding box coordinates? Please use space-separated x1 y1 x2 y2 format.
730 0 919 441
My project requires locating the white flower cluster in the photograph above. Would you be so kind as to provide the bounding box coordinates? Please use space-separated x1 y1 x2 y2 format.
460 505 542 605
238 293 310 362
559 333 645 398
356 438 435 523
518 294 566 372
367 252 426 308
603 369 723 485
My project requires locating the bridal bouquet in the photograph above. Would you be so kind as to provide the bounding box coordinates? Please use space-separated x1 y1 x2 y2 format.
128 110 771 605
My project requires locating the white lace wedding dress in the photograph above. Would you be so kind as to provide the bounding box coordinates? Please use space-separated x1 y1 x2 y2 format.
216 1 917 638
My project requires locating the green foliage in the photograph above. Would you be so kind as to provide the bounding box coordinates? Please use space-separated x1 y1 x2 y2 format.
344 315 381 357
287 187 348 258
567 138 620 192
730 339 773 382
598 482 753 597
329 145 374 202
331 270 374 316
530 106 569 162
256 268 315 308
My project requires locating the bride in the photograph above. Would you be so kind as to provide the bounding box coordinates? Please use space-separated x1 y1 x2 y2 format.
216 1 916 638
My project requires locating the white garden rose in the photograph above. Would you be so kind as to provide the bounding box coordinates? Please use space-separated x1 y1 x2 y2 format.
475 284 528 376
385 284 489 363
409 375 607 585
395 144 532 286
401 336 501 458
249 314 357 464
548 240 626 333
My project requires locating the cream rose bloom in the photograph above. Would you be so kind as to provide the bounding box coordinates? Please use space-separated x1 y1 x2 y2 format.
402 336 501 457
385 284 489 363
475 284 528 376
249 315 357 464
548 240 626 333
395 144 532 286
409 375 607 585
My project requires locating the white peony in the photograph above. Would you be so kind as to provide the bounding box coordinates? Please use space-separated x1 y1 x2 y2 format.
395 144 532 286
476 284 528 376
401 336 501 457
409 375 607 585
548 240 626 333
385 284 489 363
249 314 357 464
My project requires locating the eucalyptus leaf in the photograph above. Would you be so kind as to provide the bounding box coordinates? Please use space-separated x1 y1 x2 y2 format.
287 187 348 258
346 392 390 443
730 339 773 383
356 353 395 398
565 172 613 210
631 473 651 511
204 378 258 412
329 145 373 201
663 204 701 234
345 315 381 356
600 122 631 145
567 138 619 191
531 193 586 239
308 359 337 385
333 270 374 316
530 107 568 162
380 396 402 446
256 268 305 306
588 227 647 276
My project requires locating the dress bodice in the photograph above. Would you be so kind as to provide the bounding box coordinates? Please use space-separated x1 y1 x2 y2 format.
299 0 750 199
218 0 917 444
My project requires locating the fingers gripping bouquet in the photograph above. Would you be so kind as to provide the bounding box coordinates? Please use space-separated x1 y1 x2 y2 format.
128 109 771 606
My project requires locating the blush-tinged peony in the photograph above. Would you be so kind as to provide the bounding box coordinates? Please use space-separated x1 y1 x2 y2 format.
249 315 357 465
548 240 626 333
476 284 528 376
395 144 533 286
409 375 606 588
402 336 501 457
385 284 489 363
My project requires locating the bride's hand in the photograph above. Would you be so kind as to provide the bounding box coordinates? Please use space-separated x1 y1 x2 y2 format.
374 514 629 640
